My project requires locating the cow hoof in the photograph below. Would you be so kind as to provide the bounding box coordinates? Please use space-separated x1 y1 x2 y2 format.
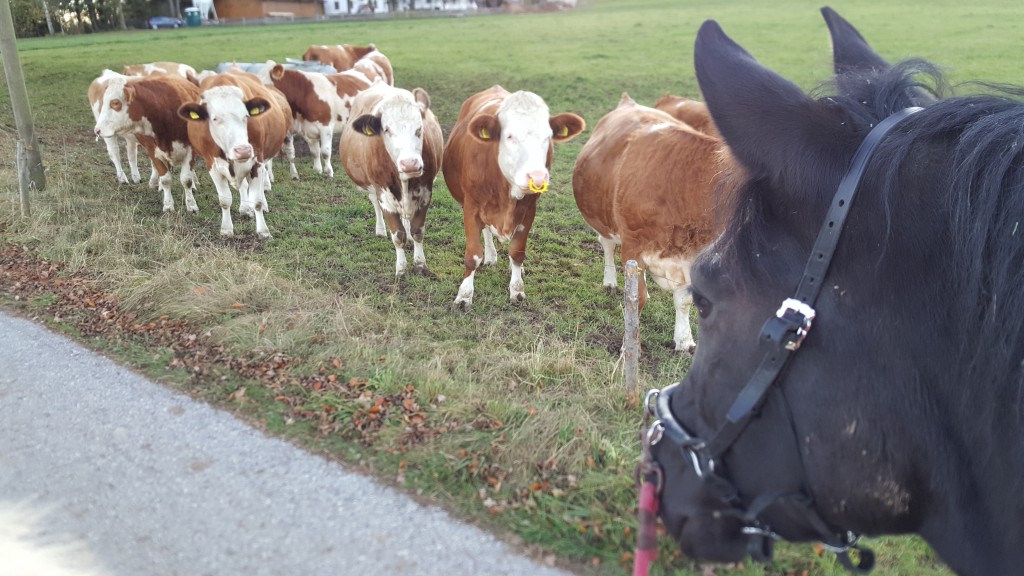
163 206 174 213
675 343 697 356
510 292 525 304
220 231 234 238
258 232 273 240
412 264 433 277
117 175 129 184
604 284 617 296
452 299 472 312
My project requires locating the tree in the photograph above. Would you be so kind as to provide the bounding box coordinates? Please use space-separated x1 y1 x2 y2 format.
9 0 47 36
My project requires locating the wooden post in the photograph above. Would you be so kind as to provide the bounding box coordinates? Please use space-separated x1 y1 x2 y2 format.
0 0 46 216
623 260 640 395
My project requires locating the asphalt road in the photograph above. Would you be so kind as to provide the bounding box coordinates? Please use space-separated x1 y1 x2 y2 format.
0 311 576 576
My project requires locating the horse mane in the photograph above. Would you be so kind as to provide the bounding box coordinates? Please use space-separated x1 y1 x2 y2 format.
720 58 1024 399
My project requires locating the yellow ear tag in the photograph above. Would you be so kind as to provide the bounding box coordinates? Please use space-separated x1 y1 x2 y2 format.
189 111 201 120
363 125 375 136
528 179 548 194
479 127 490 140
249 107 262 116
559 126 569 137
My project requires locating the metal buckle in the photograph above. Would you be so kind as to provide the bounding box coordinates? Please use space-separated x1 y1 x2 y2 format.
776 298 816 351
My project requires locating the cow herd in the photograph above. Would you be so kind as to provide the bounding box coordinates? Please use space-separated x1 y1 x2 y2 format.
88 44 723 352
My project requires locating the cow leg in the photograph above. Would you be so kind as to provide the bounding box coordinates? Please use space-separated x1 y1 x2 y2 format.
408 205 428 276
153 159 175 212
506 214 536 304
482 228 498 266
180 157 199 214
368 190 387 236
210 169 235 236
249 168 272 239
598 234 619 293
238 179 253 217
672 286 696 354
148 164 159 189
306 134 324 175
125 135 141 184
284 134 299 180
380 195 407 276
319 127 334 178
454 216 484 311
103 136 128 184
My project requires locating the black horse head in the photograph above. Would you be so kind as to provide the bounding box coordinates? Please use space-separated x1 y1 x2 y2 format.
650 10 1024 576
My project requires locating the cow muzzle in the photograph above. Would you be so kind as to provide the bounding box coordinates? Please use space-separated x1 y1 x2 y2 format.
230 144 254 162
398 157 424 179
526 170 549 194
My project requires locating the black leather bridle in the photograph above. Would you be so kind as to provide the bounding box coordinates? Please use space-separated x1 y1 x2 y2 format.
640 106 922 573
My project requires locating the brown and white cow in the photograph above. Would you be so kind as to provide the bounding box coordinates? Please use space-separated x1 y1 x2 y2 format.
443 86 585 309
92 73 201 213
339 83 443 276
88 70 141 184
122 62 198 84
652 93 719 137
179 70 290 238
258 61 346 179
571 93 724 352
302 44 394 85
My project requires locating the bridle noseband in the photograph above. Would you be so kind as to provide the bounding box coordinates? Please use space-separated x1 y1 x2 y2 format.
638 107 922 574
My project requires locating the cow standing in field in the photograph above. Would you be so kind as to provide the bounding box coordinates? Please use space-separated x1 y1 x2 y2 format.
92 73 201 213
91 62 199 186
571 93 722 352
89 70 141 184
443 86 585 310
302 44 394 86
339 83 443 276
258 61 347 179
179 71 290 238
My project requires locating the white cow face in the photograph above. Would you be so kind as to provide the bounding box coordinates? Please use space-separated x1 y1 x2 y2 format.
468 91 585 199
179 86 269 162
351 89 428 181
93 75 136 139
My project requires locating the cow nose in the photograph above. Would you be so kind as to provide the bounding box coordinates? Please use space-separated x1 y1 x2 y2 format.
232 144 254 160
94 128 102 137
527 170 549 193
399 158 422 174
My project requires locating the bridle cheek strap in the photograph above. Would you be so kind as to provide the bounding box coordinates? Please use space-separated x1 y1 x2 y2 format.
639 107 921 574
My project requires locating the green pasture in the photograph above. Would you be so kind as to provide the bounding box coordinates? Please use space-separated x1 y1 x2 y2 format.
3 0 1019 573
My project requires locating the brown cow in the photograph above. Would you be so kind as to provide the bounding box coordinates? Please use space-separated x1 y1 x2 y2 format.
571 93 724 352
122 61 198 84
443 86 585 309
339 83 443 275
92 74 201 213
179 71 291 238
653 93 719 137
302 44 394 85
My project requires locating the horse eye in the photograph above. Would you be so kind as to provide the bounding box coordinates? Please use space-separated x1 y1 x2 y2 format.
693 293 712 319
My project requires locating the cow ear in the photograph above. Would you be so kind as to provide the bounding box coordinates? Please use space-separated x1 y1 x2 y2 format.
178 102 208 122
550 113 585 142
352 114 382 137
412 87 431 113
271 64 285 81
822 6 890 79
468 114 500 143
123 84 136 104
695 20 835 184
245 97 271 117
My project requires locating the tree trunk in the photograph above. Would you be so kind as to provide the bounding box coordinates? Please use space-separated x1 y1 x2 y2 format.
40 0 54 34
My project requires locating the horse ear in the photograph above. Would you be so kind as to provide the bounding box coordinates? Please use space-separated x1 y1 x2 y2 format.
694 20 834 184
821 7 890 78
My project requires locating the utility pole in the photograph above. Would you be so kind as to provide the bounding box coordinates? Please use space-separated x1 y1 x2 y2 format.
0 0 47 216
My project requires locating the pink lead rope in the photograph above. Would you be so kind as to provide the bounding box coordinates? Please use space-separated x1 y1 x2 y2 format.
633 474 660 576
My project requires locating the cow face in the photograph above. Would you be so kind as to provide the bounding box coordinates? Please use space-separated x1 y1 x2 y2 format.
93 75 136 139
469 91 585 199
351 89 427 181
179 86 269 163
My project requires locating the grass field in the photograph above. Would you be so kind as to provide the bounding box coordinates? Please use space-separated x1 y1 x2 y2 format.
2 0 1020 573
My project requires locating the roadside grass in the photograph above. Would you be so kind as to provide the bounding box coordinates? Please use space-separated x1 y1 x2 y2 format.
2 0 1015 573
